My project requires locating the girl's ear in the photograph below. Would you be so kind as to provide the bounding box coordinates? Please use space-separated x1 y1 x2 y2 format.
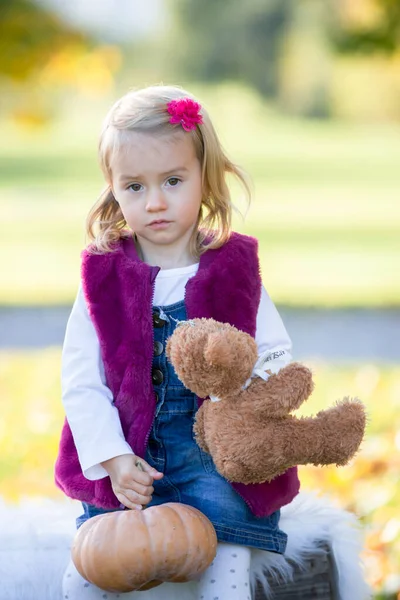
105 177 117 201
110 186 119 206
110 185 118 202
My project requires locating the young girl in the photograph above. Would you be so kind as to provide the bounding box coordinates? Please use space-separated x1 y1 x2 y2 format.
56 85 298 600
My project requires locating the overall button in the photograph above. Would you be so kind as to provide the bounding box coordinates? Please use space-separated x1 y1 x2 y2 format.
154 341 163 356
152 368 164 385
153 312 165 328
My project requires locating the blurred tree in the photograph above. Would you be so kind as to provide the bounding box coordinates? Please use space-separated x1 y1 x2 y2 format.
0 0 122 126
0 0 89 81
169 0 293 97
329 0 400 54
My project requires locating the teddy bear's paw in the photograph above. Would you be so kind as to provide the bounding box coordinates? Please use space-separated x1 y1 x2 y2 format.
193 432 211 455
218 457 275 485
219 460 253 484
255 362 314 417
280 363 314 406
192 406 211 454
317 397 366 465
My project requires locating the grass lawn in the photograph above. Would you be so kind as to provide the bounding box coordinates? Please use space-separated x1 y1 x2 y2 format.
1 82 399 307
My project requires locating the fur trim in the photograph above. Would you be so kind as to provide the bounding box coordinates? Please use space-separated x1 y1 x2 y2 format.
0 492 371 600
251 492 372 600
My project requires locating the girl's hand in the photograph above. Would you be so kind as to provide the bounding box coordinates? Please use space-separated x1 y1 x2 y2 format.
100 454 164 510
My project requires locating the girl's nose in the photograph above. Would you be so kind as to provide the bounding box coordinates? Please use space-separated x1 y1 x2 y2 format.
146 189 167 212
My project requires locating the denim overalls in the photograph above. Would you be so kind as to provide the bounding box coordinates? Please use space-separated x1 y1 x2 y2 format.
76 300 287 553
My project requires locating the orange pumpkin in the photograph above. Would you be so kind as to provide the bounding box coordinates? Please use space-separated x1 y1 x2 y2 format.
71 502 218 592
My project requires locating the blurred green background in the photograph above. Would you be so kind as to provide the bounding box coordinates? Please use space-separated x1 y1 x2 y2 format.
0 0 399 596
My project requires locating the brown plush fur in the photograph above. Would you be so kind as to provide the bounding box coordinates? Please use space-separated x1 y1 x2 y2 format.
166 318 366 485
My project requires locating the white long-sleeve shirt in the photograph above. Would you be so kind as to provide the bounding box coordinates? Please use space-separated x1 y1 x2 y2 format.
62 262 292 481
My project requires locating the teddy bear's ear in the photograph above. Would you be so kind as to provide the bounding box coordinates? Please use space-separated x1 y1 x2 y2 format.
204 332 232 368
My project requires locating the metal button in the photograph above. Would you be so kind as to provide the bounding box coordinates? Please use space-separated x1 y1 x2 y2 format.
154 341 163 356
153 312 165 328
152 368 164 385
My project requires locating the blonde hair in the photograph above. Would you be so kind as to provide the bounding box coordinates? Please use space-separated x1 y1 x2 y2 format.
87 84 251 255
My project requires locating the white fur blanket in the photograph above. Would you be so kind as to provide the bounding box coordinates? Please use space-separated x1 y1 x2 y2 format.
0 492 371 600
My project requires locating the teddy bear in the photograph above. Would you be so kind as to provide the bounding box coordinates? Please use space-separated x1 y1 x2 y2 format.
166 318 366 485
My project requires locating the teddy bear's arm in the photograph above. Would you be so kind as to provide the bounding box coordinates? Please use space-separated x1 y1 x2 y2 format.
213 397 366 485
244 363 314 418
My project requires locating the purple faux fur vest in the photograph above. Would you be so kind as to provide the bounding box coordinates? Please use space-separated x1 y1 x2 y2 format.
55 232 299 516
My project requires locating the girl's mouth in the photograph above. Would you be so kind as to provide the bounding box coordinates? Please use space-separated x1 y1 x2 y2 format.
148 220 172 230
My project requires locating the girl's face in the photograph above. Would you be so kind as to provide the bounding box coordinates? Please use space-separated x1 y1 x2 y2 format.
111 131 203 263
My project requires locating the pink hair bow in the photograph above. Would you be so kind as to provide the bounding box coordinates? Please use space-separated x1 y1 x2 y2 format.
167 98 203 131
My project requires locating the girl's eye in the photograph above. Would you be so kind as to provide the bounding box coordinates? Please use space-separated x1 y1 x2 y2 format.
167 177 181 187
128 183 142 192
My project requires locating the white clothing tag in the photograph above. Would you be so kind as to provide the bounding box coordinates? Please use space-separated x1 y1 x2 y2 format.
209 350 289 401
243 349 289 390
